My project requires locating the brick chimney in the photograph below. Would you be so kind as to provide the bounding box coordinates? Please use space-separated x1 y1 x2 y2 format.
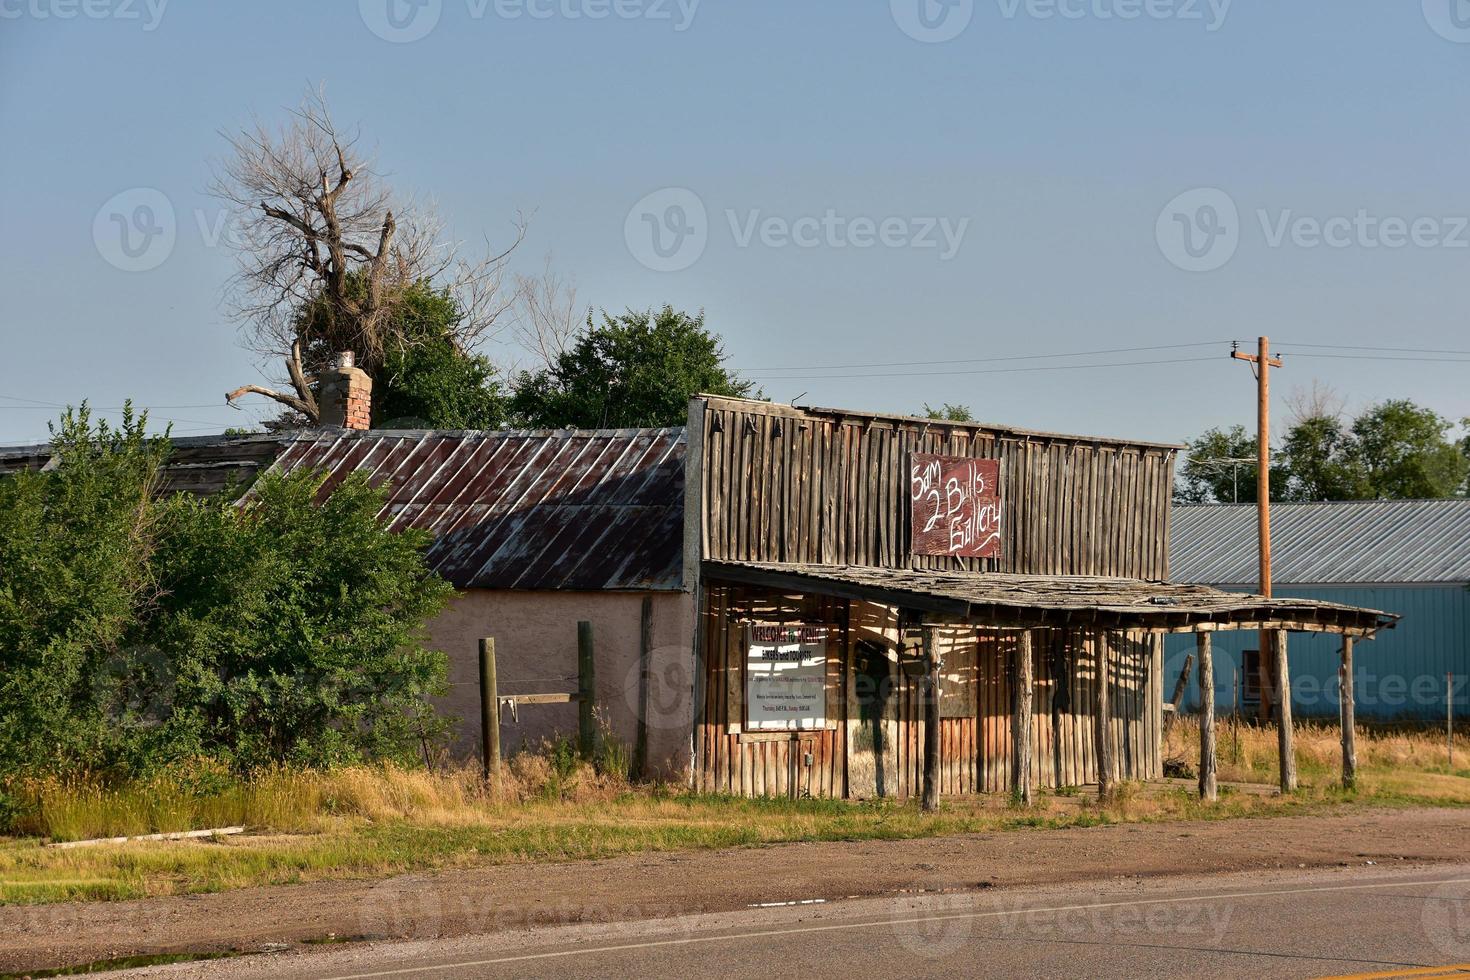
318 351 372 430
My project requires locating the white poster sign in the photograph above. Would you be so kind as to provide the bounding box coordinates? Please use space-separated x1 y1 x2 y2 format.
746 624 827 731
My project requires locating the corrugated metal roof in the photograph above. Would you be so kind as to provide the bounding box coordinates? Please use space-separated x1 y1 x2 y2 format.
1171 500 1470 586
267 427 686 591
0 432 290 496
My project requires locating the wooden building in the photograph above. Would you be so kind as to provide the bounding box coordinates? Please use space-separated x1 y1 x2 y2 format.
0 389 1398 799
685 395 1396 801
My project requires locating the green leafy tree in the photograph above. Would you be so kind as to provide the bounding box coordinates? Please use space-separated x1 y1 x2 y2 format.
1175 425 1287 504
1279 413 1364 501
0 405 169 776
146 470 454 768
510 306 753 429
371 283 507 429
923 403 975 422
1350 400 1468 499
292 276 508 430
1181 399 1469 504
1461 418 1470 495
0 408 455 780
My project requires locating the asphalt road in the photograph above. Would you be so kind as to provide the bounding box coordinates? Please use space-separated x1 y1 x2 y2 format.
124 865 1470 979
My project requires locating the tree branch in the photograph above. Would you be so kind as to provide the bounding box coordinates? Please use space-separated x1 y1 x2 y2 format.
224 384 316 418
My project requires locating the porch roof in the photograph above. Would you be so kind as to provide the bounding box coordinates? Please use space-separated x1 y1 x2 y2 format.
702 560 1398 637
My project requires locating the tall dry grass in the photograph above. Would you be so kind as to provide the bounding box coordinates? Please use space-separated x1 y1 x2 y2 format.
5 735 636 842
1163 716 1468 789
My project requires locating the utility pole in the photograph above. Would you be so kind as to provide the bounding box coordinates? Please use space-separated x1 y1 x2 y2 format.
1232 337 1282 720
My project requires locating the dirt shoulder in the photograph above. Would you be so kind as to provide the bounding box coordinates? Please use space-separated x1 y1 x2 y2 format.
3 806 1467 974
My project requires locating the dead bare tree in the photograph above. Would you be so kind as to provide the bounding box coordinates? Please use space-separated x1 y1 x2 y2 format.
1286 380 1348 426
508 256 585 374
213 86 525 420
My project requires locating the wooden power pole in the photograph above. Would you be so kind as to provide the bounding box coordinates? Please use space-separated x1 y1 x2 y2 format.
1232 337 1282 719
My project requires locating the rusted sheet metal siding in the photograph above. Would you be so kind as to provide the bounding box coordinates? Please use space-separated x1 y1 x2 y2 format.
270 428 686 591
699 398 1177 580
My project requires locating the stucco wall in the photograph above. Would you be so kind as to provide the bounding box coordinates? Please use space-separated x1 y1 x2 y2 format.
426 589 697 778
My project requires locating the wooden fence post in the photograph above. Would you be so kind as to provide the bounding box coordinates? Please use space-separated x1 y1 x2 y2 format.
1012 630 1034 805
1167 652 1195 729
921 625 940 812
478 638 500 786
1340 637 1356 789
1094 635 1112 800
578 621 597 761
633 596 653 781
1276 629 1297 793
1197 632 1216 802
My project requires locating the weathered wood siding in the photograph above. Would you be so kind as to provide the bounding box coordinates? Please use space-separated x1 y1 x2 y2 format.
697 585 847 798
698 397 1176 580
697 585 1164 797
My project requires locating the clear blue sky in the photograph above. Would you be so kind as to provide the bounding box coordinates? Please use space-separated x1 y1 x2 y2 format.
2 0 1468 445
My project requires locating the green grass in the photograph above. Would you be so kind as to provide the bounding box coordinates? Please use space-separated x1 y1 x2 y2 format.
2 722 1466 908
2 780 1454 907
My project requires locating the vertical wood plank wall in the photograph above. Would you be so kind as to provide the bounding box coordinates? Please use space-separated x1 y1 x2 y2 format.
698 586 1165 797
699 398 1177 580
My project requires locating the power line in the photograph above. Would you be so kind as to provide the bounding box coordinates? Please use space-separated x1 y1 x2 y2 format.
1281 353 1470 363
0 395 226 410
735 341 1233 374
744 355 1221 382
1278 342 1470 356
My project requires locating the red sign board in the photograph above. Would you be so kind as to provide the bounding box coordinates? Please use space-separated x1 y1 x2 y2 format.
909 454 1003 558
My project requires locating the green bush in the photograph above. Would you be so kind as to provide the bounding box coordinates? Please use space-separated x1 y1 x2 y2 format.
0 406 455 788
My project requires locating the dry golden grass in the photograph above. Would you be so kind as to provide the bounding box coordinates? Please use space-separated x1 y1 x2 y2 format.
5 738 634 843
1163 717 1470 802
2 724 1465 907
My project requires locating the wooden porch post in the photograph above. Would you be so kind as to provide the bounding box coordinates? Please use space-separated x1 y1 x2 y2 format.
1340 636 1356 790
1275 629 1297 793
1012 630 1035 805
921 625 940 812
1094 634 1112 800
1197 632 1216 801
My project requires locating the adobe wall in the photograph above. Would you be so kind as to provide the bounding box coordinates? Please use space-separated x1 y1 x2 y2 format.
427 589 697 779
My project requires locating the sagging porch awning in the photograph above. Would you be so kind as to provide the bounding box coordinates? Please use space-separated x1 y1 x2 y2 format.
703 560 1398 637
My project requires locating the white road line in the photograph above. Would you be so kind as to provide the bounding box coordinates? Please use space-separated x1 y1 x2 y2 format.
317 874 1470 979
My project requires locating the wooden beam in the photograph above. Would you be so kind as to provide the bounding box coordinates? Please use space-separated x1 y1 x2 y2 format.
478 638 500 788
1012 630 1035 805
634 595 652 781
502 692 579 706
578 621 597 762
1340 637 1356 790
1276 629 1297 793
1169 651 1195 722
1197 632 1216 802
1095 634 1112 800
702 564 970 619
921 626 941 812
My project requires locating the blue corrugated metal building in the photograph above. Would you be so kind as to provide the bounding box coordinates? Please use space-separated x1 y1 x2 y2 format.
1166 500 1470 720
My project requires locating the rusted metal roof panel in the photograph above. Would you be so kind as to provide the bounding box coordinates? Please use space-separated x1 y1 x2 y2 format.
269 428 686 591
0 432 290 497
1171 500 1470 586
